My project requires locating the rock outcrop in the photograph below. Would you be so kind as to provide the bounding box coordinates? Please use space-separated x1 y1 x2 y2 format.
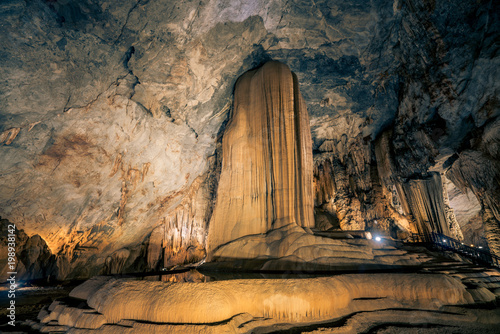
0 217 59 281
207 61 314 254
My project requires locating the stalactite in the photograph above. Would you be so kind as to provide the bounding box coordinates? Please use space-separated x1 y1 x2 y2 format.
140 173 214 270
401 172 450 236
374 129 464 237
104 249 130 274
313 150 367 231
394 182 412 216
374 130 395 193
313 137 414 236
374 129 413 218
160 184 208 268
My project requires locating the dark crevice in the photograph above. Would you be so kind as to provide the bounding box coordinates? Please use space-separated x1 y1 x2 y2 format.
114 0 142 44
123 46 135 69
204 105 231 235
62 93 72 112
364 323 451 334
185 121 199 139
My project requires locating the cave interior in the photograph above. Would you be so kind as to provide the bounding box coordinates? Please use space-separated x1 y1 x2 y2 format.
0 0 500 333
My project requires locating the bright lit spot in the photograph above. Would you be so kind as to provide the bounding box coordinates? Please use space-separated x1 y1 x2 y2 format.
365 232 372 240
461 243 464 245
375 236 381 242
471 244 474 247
479 246 483 249
442 239 446 243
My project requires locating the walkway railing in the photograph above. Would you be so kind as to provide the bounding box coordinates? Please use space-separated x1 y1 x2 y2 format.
408 232 500 268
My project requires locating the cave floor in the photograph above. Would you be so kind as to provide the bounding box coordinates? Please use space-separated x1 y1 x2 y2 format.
0 282 80 333
3 245 500 334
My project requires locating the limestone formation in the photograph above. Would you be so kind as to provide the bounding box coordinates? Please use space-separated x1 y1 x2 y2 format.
25 246 500 333
447 150 500 256
313 134 414 238
209 223 428 271
442 175 464 241
372 130 463 240
41 273 477 326
207 61 314 254
203 60 425 269
402 173 450 236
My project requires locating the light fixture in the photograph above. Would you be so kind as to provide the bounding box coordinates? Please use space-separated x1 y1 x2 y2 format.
375 236 381 242
442 239 446 243
479 246 483 249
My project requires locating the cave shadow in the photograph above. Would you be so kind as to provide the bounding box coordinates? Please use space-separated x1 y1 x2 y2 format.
198 258 426 281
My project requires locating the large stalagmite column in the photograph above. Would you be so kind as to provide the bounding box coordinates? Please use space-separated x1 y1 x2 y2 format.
207 61 314 254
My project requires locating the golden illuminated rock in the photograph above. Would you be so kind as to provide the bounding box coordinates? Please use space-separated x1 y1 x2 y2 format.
62 273 476 325
402 173 450 236
207 61 314 254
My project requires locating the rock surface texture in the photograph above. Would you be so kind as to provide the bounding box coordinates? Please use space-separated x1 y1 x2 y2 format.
207 61 314 254
209 223 430 271
0 0 499 278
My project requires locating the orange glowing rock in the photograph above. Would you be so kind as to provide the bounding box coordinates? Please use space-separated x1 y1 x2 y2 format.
207 61 314 255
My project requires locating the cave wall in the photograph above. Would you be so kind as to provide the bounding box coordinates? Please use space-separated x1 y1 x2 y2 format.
445 178 485 247
311 0 499 249
0 0 499 278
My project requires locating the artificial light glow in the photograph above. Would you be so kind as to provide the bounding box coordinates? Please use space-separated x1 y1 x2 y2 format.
479 246 483 249
442 239 446 243
365 232 372 240
375 236 381 242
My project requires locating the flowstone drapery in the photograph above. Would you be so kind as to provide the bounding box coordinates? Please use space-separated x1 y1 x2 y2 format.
207 61 314 254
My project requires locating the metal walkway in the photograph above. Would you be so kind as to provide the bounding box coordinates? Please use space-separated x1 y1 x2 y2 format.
408 232 500 268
